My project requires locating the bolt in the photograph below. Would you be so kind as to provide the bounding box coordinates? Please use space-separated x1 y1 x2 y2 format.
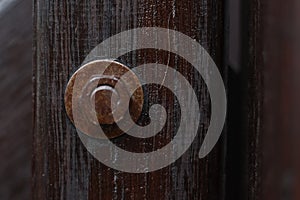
64 60 144 139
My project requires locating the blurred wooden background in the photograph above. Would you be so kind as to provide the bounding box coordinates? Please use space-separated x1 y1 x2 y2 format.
0 0 32 199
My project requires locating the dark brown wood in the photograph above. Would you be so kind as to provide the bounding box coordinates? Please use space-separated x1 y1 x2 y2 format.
246 0 263 198
260 0 300 199
32 0 300 199
243 0 300 199
0 0 32 199
33 0 226 199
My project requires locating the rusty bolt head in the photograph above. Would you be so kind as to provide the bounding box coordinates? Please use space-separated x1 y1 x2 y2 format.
64 60 144 139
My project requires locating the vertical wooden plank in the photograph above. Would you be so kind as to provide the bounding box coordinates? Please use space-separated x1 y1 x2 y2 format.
245 0 300 199
247 0 263 198
0 0 32 199
260 0 300 199
33 0 225 199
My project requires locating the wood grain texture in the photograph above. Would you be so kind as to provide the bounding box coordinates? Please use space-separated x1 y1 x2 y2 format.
33 0 226 199
245 0 263 199
0 0 32 199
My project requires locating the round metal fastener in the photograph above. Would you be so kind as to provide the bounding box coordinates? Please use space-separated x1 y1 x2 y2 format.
64 60 144 139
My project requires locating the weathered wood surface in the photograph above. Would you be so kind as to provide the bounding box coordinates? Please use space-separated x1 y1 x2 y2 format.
245 0 263 199
0 0 32 199
31 0 300 199
33 0 227 199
